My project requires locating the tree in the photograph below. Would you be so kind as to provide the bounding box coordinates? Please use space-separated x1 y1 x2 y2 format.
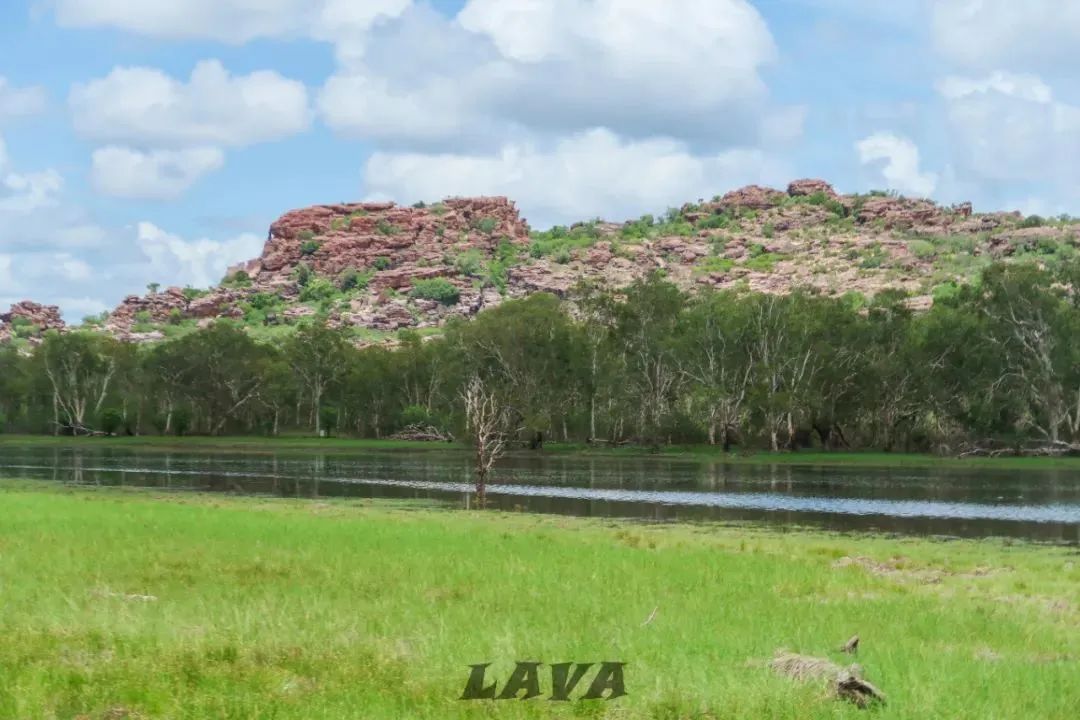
461 374 512 508
38 332 120 434
679 291 754 449
285 323 351 436
610 276 685 447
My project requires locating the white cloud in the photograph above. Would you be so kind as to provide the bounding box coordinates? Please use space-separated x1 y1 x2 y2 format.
932 0 1080 71
0 77 47 121
364 128 790 227
58 255 93 281
319 0 782 149
0 135 63 214
70 60 311 148
52 0 410 44
136 222 264 289
937 72 1080 184
856 132 937 197
91 146 225 200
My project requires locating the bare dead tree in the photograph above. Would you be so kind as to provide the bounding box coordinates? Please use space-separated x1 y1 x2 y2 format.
461 374 511 508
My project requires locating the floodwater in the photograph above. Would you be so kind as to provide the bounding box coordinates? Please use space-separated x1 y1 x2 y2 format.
2 445 1079 543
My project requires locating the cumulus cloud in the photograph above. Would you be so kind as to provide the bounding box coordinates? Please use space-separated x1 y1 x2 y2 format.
0 77 47 121
70 60 310 148
91 147 225 200
0 135 63 214
135 222 264 289
364 128 790 227
856 132 937 197
937 72 1080 184
320 0 780 149
51 0 410 44
932 0 1080 71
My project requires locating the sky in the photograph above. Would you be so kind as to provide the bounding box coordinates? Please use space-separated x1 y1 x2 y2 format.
3 0 1080 320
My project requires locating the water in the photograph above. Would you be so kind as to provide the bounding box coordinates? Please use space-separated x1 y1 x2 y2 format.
2 445 1079 543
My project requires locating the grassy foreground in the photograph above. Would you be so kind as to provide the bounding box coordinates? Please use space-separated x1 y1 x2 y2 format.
5 433 1080 470
1 482 1078 719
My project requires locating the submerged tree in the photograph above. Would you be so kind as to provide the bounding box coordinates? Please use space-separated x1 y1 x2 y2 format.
461 374 511 508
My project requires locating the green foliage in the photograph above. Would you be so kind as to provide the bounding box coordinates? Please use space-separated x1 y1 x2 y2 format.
293 263 313 287
909 239 938 259
859 245 889 269
376 220 399 236
474 217 498 234
300 239 321 256
762 223 775 239
372 256 392 271
98 408 125 436
182 286 208 301
620 214 655 240
298 230 316 242
453 249 485 277
743 252 783 271
696 212 736 231
409 278 460 304
339 268 374 292
299 277 338 304
222 270 252 288
530 222 603 258
695 256 735 275
1019 215 1046 229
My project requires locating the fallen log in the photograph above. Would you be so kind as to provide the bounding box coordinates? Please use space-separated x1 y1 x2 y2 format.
770 651 885 708
389 424 454 442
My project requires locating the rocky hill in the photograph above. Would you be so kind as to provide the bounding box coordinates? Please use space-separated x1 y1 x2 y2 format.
3 179 1077 346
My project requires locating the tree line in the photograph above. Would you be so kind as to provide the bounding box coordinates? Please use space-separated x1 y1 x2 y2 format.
2 261 1079 456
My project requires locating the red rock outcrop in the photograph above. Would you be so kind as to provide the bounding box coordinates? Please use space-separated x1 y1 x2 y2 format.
0 301 66 341
715 185 786 212
16 183 1066 349
259 197 530 279
787 179 838 198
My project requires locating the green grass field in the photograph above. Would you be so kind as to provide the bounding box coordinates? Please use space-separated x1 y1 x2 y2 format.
4 434 1080 471
1 480 1077 718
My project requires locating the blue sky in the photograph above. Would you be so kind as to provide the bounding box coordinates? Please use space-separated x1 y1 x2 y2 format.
2 0 1080 319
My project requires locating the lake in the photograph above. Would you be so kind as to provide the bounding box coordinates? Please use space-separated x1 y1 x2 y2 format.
2 445 1079 543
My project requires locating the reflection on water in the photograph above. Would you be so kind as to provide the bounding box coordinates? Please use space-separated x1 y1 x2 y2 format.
2 445 1079 543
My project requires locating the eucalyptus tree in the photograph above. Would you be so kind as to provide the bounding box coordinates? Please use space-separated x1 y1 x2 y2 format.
37 331 122 434
285 322 352 435
610 276 685 446
678 290 754 449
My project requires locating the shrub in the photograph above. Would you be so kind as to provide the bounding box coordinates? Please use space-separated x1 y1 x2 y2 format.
376 220 399 236
300 239 321 256
695 256 735 274
743 253 782 272
909 239 938 259
859 246 889 269
454 249 485 277
339 268 374 292
299 277 338 304
553 248 573 264
412 201 427 209
475 217 498 234
222 270 252 288
763 223 775 239
410 277 460 304
99 408 124 436
1019 215 1045 229
298 230 316 242
373 256 392 271
294 263 313 287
